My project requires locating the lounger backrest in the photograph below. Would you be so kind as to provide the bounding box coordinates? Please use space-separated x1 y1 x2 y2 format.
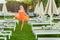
32 26 42 30
38 38 60 40
52 22 60 29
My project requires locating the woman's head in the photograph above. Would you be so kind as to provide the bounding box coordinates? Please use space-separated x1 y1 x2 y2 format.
19 5 24 10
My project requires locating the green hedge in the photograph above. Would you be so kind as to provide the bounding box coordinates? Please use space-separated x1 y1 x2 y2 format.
6 1 20 12
6 1 27 12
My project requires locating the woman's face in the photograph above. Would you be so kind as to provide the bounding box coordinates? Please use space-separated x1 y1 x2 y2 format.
20 6 24 10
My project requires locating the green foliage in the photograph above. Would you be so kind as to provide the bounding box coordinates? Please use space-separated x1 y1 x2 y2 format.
42 0 60 7
55 0 60 7
24 0 32 4
41 0 48 8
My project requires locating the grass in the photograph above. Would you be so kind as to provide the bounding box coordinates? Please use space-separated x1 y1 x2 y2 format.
0 16 4 20
10 22 35 40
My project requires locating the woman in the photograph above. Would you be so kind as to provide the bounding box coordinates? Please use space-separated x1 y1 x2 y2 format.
15 5 29 31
